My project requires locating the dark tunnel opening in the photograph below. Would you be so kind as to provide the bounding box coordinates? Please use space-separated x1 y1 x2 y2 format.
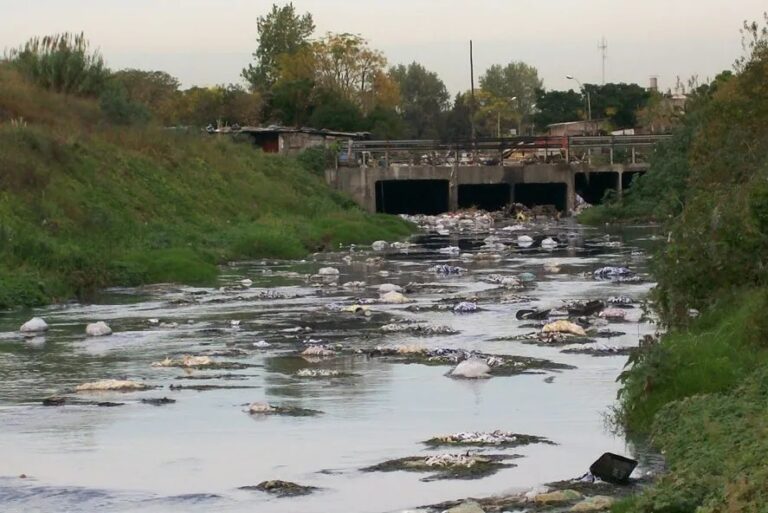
375 180 450 214
514 183 568 211
575 172 619 204
622 171 645 190
457 184 511 211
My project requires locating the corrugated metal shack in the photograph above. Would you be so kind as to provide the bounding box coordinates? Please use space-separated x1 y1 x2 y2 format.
233 126 370 155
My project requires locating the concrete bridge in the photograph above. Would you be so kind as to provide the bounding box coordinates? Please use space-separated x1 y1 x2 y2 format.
325 135 669 214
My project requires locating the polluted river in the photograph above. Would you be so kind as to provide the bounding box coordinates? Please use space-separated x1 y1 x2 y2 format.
0 211 661 513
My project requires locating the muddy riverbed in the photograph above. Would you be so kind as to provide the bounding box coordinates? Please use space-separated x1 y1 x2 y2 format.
0 215 660 513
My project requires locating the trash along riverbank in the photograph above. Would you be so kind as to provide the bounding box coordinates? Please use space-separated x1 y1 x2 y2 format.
0 208 663 513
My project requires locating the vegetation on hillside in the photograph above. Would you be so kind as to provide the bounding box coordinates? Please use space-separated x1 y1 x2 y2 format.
0 61 412 309
610 16 768 513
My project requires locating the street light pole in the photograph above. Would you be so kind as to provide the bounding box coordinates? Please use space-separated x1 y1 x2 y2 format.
566 75 592 125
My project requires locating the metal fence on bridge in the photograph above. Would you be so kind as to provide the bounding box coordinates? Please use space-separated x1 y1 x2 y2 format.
338 135 671 168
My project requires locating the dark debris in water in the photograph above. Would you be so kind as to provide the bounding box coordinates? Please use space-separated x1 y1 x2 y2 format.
41 396 125 407
169 384 260 392
561 346 635 357
140 397 176 406
239 480 318 497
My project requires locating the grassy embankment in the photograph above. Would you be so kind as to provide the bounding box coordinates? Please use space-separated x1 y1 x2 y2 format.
606 25 768 512
0 66 413 308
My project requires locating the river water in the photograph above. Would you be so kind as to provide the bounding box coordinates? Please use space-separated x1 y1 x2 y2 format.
0 215 658 513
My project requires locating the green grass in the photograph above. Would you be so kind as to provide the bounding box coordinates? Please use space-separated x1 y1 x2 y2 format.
624 369 768 513
0 66 414 308
616 289 768 434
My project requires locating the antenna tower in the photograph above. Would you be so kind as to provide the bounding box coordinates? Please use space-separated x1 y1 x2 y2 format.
598 36 608 84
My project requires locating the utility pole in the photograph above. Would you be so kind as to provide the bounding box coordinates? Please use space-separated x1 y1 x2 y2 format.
470 40 476 142
598 36 608 85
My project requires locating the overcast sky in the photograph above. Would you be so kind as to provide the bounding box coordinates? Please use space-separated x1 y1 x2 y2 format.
2 0 765 93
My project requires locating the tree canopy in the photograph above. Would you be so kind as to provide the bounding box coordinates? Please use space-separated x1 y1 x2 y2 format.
241 3 315 91
390 62 450 139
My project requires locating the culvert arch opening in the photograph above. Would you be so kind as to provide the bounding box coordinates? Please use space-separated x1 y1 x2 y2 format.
375 180 449 214
513 183 568 212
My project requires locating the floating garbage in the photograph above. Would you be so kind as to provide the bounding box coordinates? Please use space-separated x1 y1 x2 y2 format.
599 308 626 321
362 452 515 481
542 320 587 337
607 296 634 306
567 300 604 317
378 283 402 294
253 340 271 349
453 301 478 313
85 321 112 337
424 430 552 448
541 237 558 249
75 380 149 392
20 317 48 334
371 240 389 251
380 291 412 304
517 235 534 248
296 369 341 378
438 246 461 255
301 345 336 357
342 281 366 289
449 358 491 379
589 452 638 484
241 480 318 497
430 264 466 275
518 272 537 283
516 308 550 320
247 402 321 417
240 278 253 287
593 267 638 282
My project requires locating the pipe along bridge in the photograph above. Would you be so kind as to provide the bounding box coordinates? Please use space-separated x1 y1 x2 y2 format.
325 135 670 214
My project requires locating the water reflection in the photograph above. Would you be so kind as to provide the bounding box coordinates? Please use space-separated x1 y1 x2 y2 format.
0 219 660 513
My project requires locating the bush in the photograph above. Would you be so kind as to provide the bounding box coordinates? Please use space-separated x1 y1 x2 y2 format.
6 32 108 96
99 82 151 125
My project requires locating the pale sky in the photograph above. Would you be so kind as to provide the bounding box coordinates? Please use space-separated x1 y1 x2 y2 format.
2 0 764 93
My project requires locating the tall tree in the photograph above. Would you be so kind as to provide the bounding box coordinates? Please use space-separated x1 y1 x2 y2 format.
479 61 542 134
389 62 449 138
241 3 315 91
111 69 181 124
583 82 650 128
532 88 584 130
311 33 397 114
441 92 472 141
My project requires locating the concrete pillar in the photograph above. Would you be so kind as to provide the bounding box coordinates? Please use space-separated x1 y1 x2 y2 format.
449 165 459 211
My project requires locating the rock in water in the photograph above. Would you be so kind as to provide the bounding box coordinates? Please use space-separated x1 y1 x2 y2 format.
240 278 253 287
542 320 587 337
20 317 48 334
450 358 491 379
447 501 486 513
570 496 615 512
371 240 389 251
317 267 340 276
85 321 112 337
534 489 583 505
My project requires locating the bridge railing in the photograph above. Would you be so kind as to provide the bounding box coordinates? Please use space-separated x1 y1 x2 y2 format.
338 134 672 168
